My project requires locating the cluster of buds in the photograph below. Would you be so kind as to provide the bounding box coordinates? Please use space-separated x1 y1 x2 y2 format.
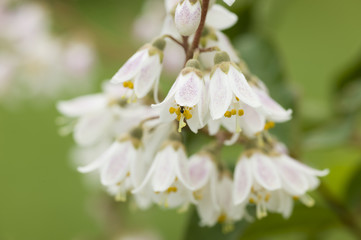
58 0 328 229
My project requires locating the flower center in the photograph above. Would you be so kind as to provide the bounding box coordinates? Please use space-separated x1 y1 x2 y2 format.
169 106 193 132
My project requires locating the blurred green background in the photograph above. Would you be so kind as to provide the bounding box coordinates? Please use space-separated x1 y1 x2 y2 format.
1 0 361 239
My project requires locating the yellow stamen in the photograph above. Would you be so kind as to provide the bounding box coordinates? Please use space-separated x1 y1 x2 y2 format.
264 121 275 130
176 107 181 116
169 107 176 114
249 198 256 204
238 109 244 116
265 193 271 202
231 109 237 115
236 97 240 101
184 110 192 120
166 186 178 193
218 214 227 223
224 111 232 118
178 115 186 132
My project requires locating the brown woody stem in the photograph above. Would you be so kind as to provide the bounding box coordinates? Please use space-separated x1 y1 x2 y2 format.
186 0 210 61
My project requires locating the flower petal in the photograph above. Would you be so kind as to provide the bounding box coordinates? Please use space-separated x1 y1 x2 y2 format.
175 72 203 107
239 104 265 137
283 155 329 177
228 66 260 107
233 157 253 205
100 141 135 185
251 153 281 191
275 156 309 196
253 86 292 122
151 146 176 192
209 68 232 119
223 0 235 6
134 54 162 98
111 49 147 84
74 110 112 146
206 4 238 30
188 154 213 190
57 94 107 117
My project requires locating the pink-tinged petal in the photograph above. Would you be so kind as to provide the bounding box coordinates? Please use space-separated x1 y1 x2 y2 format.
151 146 176 192
175 72 203 107
283 155 329 177
275 157 309 196
57 94 107 117
228 66 260 107
188 155 213 190
209 68 232 119
152 74 180 109
111 49 147 84
174 148 193 189
206 4 238 30
100 141 135 185
253 86 292 122
197 182 219 226
239 104 265 137
251 153 281 191
175 0 202 36
233 157 253 205
74 111 112 146
134 54 162 98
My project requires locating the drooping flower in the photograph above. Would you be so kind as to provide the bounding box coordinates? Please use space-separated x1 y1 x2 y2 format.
152 59 206 133
111 38 166 102
233 150 329 219
208 51 261 133
174 0 202 36
57 82 157 146
132 135 195 209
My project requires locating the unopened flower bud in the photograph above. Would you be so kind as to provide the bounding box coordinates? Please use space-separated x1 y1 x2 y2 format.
214 51 230 65
175 0 202 36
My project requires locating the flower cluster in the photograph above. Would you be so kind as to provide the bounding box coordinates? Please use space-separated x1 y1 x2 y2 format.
0 0 95 105
58 0 328 228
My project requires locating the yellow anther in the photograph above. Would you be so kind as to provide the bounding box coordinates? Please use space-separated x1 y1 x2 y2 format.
249 198 256 204
238 109 244 116
166 186 178 193
176 114 181 121
193 191 203 200
176 107 181 116
231 109 237 115
265 193 271 202
264 121 275 130
293 196 299 200
224 111 232 118
169 107 176 114
184 110 192 119
123 81 134 89
236 97 240 101
218 214 227 223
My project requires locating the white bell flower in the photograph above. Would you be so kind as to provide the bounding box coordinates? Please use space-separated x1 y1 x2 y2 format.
133 140 195 209
111 38 166 102
57 82 157 146
152 59 205 133
175 0 202 36
208 52 261 132
233 150 329 219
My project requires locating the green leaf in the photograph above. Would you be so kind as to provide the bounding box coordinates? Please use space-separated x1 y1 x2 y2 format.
345 163 361 210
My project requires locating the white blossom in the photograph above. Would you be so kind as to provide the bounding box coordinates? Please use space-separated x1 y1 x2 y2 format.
233 150 329 219
175 0 202 36
111 39 166 102
152 60 206 133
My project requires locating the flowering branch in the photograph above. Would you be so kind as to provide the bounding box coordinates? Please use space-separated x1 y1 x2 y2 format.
186 0 210 61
